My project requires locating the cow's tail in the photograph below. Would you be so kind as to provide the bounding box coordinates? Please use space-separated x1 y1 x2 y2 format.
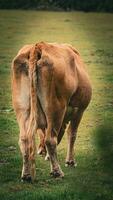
27 44 41 165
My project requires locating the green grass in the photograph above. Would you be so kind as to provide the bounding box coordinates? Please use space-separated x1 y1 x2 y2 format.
0 10 113 200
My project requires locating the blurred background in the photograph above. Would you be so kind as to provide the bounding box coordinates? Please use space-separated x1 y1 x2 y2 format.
0 1 113 200
0 0 113 12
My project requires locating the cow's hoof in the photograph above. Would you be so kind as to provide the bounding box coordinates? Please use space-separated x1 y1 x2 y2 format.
45 154 50 161
50 169 64 178
65 160 77 167
37 146 46 156
21 175 32 183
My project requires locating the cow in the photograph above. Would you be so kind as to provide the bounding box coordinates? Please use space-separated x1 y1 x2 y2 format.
12 42 92 182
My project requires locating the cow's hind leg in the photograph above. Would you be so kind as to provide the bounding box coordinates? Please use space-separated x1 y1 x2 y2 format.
17 111 33 182
65 108 84 167
19 114 36 182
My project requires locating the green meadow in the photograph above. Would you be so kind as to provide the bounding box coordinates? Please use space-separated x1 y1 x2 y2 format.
0 10 113 200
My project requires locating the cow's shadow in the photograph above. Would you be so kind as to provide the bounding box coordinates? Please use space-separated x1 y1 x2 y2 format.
46 120 113 199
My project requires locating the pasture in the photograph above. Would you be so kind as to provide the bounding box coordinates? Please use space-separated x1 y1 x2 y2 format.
0 10 113 200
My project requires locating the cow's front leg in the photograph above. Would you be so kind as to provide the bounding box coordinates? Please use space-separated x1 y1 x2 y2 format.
45 128 64 178
65 108 84 167
37 129 46 156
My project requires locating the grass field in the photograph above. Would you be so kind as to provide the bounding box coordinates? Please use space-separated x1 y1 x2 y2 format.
0 10 113 200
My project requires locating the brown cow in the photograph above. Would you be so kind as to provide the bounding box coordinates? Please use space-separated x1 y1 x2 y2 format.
12 42 92 182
